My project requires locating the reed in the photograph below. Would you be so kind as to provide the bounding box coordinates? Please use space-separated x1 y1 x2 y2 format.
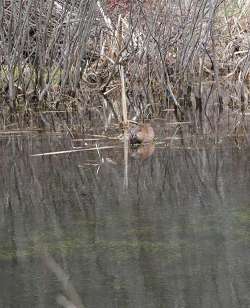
0 0 249 133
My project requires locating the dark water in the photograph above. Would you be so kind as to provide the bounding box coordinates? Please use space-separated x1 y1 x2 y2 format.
0 134 250 308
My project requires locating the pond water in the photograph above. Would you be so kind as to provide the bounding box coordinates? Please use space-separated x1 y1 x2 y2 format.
0 134 249 308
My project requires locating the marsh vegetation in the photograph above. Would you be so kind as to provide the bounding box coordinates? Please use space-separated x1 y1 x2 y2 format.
0 0 249 136
0 2 250 307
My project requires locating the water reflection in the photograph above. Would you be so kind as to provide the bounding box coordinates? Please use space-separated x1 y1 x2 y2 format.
130 143 155 160
0 134 249 308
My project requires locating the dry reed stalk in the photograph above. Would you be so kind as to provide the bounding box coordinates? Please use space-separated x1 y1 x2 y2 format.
78 163 100 167
96 0 113 31
31 145 121 157
0 129 42 134
120 65 128 127
85 134 121 140
164 121 192 125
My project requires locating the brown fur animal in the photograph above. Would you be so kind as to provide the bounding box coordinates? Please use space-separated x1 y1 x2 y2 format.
128 123 155 145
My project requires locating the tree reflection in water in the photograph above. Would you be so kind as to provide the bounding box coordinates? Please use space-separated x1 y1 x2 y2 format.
0 134 249 308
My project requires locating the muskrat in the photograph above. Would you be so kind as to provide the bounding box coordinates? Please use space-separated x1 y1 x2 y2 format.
128 123 155 145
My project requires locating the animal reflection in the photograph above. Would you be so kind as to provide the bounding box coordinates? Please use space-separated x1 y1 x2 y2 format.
129 143 155 160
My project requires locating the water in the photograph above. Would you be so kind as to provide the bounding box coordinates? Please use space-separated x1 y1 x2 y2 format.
0 134 249 308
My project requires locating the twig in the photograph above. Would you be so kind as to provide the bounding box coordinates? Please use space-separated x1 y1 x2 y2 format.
31 145 121 157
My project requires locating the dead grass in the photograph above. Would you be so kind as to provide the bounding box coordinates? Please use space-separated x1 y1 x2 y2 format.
0 0 249 134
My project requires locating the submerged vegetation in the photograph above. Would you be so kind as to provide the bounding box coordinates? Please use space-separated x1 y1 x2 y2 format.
0 0 250 133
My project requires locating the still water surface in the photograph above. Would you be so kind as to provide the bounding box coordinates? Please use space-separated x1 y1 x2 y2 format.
0 134 249 308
